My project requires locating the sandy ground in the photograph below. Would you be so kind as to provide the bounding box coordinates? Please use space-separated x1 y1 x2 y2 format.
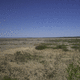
0 38 80 80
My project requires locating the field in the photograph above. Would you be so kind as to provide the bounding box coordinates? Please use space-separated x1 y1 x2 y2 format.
0 37 80 80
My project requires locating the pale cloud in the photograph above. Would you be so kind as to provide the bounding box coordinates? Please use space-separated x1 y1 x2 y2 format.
10 30 13 33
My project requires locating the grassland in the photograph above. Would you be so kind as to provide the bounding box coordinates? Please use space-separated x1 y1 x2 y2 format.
0 37 80 80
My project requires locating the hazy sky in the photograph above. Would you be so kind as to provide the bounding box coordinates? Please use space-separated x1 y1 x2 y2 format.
0 0 80 38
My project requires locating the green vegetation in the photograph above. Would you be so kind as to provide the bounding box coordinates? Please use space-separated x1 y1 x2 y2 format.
44 39 69 43
71 45 80 51
66 61 80 80
0 43 7 45
35 45 48 50
40 43 53 45
22 42 26 44
71 45 79 49
44 38 80 44
67 38 80 51
53 44 69 51
0 60 7 72
68 39 80 43
35 43 69 51
39 60 48 66
46 70 56 79
13 44 18 45
1 38 80 80
2 76 18 80
71 43 80 45
14 51 43 62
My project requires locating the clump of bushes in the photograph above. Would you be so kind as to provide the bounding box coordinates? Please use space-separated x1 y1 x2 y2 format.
35 45 48 50
53 44 69 51
35 44 69 51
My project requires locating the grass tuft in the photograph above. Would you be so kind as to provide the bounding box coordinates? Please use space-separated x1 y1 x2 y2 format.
2 76 18 80
66 61 80 80
47 70 56 78
14 51 43 62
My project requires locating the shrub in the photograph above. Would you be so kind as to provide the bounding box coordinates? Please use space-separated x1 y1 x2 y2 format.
53 44 69 51
35 45 47 50
71 45 80 51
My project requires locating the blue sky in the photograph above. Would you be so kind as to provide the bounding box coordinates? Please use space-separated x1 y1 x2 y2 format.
0 0 80 38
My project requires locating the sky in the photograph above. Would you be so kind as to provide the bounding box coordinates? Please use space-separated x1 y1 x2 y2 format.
0 0 80 38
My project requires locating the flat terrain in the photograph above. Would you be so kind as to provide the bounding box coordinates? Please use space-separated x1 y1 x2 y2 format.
0 38 80 80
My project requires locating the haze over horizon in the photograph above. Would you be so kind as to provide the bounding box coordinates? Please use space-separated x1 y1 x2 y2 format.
0 0 80 38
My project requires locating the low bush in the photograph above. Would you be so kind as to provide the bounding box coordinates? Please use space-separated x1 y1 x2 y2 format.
53 44 69 51
35 45 48 50
71 45 80 51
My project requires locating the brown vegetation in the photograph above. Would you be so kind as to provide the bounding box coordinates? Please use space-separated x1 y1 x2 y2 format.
0 38 80 80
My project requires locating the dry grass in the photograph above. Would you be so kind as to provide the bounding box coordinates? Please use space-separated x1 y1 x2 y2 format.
0 38 80 80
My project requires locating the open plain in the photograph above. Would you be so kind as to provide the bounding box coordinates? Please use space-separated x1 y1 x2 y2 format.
0 37 80 80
